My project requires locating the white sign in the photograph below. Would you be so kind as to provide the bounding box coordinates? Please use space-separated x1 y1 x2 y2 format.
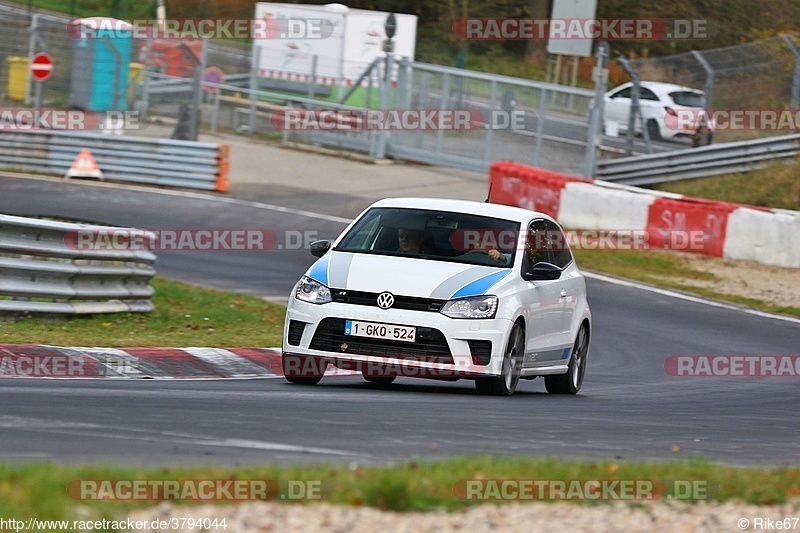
547 0 598 58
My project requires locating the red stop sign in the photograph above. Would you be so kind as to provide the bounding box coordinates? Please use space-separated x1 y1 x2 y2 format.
31 52 53 82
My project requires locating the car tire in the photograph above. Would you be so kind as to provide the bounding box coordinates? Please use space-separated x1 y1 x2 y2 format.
475 322 524 396
545 324 589 395
283 354 325 385
363 374 396 385
646 119 662 141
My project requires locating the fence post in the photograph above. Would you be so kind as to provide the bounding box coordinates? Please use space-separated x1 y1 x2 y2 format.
375 53 394 160
690 50 714 109
482 79 497 163
140 37 153 120
782 35 800 111
617 56 652 156
435 72 450 156
248 46 260 136
583 41 608 178
534 87 546 166
25 14 38 106
307 54 317 100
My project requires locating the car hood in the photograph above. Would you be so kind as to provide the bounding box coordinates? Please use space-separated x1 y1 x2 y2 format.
306 251 512 300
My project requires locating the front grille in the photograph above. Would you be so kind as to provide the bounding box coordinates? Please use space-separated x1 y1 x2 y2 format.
331 289 446 312
309 317 453 363
467 340 493 366
287 320 307 346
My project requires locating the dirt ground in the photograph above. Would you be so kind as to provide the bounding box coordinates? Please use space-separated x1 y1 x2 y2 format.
671 253 799 310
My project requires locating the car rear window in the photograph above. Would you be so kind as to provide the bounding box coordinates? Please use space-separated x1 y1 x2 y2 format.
335 207 520 268
670 91 705 107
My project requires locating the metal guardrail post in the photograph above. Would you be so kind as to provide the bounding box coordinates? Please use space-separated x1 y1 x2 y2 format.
583 41 608 177
782 35 800 111
375 53 394 160
25 14 37 105
435 72 450 156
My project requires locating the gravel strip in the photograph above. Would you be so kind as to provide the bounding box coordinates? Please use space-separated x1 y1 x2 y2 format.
128 500 800 532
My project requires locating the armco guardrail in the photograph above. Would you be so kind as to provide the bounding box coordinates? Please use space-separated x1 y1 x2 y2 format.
596 134 800 185
0 130 230 192
0 215 157 315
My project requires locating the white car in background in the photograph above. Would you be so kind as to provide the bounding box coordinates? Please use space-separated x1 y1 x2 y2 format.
603 81 712 143
282 198 592 396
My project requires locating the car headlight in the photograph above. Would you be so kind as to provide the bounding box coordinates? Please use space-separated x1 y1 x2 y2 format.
295 276 332 304
440 295 498 319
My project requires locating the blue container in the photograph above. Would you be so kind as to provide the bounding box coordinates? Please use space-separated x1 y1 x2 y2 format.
69 17 132 111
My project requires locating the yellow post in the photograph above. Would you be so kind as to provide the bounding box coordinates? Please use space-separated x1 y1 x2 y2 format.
5 57 28 101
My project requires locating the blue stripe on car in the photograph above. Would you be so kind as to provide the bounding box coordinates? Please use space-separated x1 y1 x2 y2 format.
308 254 330 285
450 270 510 298
561 347 571 359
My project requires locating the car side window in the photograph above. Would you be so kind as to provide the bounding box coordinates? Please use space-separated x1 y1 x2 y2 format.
639 88 660 101
611 87 632 99
524 220 554 271
542 220 573 268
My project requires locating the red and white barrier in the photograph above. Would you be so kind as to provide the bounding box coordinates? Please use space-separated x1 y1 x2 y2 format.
488 161 800 268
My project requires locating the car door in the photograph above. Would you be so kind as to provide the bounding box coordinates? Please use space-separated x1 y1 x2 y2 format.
519 219 569 369
604 85 632 130
542 220 579 347
637 87 662 133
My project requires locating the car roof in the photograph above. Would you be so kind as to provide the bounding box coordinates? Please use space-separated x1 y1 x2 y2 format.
611 81 704 95
368 198 553 224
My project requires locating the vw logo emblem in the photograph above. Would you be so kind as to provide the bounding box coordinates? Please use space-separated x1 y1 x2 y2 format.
377 292 394 309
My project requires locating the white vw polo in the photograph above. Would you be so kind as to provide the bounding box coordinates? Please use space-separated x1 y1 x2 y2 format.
282 198 591 396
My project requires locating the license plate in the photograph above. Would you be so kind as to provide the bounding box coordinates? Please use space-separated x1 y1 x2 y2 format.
344 320 416 342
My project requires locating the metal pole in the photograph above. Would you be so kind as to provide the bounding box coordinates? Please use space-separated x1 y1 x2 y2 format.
617 56 649 156
482 79 497 163
248 46 260 135
782 35 800 110
307 54 317 101
583 41 609 178
568 56 579 110
375 51 394 160
210 89 220 135
34 81 42 128
25 14 38 106
434 72 450 156
690 50 714 109
140 37 153 120
534 87 546 166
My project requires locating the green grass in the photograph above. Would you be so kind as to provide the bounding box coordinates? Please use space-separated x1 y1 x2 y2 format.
651 160 800 211
0 277 285 347
573 248 800 318
1 458 799 527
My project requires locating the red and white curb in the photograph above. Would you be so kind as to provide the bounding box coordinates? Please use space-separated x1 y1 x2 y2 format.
488 161 800 268
0 344 354 379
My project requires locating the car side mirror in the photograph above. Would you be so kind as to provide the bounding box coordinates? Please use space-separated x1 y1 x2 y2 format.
524 262 562 281
310 240 332 258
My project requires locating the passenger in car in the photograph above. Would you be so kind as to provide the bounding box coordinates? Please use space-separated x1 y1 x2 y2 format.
397 228 426 253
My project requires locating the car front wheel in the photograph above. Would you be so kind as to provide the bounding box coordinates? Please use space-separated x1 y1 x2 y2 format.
475 323 524 396
283 354 325 385
545 324 588 394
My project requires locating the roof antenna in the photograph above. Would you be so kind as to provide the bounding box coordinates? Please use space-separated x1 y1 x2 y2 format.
484 183 493 203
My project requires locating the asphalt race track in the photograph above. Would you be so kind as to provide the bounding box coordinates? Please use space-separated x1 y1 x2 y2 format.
0 174 798 466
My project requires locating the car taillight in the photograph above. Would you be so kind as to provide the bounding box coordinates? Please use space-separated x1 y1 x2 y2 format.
665 107 678 116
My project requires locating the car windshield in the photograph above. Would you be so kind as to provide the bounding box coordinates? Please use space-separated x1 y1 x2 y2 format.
334 207 520 268
670 91 705 107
